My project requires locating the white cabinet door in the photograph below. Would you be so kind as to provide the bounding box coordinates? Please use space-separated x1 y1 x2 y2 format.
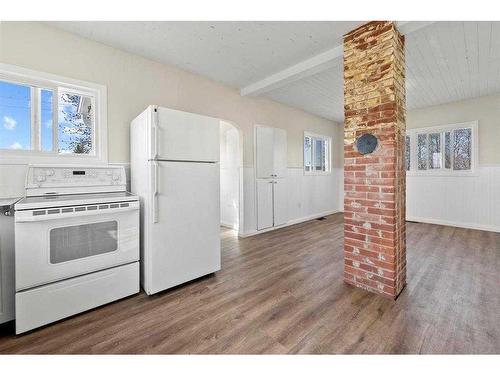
256 179 274 230
273 179 288 227
256 127 275 179
0 211 15 324
255 126 287 231
273 128 288 178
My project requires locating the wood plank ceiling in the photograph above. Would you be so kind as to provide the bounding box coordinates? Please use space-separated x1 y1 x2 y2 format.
265 21 500 122
47 21 500 123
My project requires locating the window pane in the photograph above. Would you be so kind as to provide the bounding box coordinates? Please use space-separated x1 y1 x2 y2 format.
41 89 53 151
58 91 94 154
304 136 312 172
453 128 472 170
444 131 451 169
417 134 428 170
428 133 442 169
405 135 410 171
0 80 31 150
323 139 329 172
314 139 324 171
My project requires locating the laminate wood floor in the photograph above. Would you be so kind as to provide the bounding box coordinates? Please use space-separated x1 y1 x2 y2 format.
1 213 499 354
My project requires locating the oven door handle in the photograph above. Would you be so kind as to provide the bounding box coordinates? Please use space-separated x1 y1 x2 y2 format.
15 205 139 223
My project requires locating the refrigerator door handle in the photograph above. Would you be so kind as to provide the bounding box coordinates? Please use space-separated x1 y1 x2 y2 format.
152 161 159 223
152 125 158 159
152 108 159 159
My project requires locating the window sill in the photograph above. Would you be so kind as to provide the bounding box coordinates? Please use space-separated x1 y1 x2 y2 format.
304 171 332 176
406 170 479 177
0 151 107 165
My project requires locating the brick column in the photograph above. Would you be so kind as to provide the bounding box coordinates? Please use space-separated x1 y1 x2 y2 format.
343 21 406 299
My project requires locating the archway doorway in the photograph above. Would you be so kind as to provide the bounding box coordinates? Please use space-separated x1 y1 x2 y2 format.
219 121 243 233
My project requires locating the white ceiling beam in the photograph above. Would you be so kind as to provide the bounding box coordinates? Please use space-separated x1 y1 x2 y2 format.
241 21 436 97
395 21 436 36
240 45 343 97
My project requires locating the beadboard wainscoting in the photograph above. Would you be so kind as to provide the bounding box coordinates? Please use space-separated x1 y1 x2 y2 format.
0 162 342 234
3 162 498 240
115 163 342 236
240 167 343 236
406 165 500 232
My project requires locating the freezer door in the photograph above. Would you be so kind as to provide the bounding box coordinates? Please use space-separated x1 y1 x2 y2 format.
154 107 220 162
144 161 221 295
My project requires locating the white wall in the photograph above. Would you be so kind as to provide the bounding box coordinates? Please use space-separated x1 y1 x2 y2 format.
405 94 500 232
0 21 344 238
0 22 341 168
407 94 500 165
407 166 500 232
220 122 240 230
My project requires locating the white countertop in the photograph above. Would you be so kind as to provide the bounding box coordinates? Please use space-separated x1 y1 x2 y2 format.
0 198 21 207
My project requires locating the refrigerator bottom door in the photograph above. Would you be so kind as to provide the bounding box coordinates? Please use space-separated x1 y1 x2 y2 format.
144 161 221 295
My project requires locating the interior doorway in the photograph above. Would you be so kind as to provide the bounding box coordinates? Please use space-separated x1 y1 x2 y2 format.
219 121 242 233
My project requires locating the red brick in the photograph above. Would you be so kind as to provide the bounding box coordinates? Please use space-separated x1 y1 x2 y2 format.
343 21 406 299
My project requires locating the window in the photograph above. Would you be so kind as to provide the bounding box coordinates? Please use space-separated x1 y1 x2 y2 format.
405 135 411 171
453 128 473 170
406 121 477 175
304 132 331 174
0 63 107 163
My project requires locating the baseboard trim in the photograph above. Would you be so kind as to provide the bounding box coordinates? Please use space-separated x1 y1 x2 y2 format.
221 221 238 230
240 213 500 236
286 210 341 226
239 209 342 238
406 216 500 233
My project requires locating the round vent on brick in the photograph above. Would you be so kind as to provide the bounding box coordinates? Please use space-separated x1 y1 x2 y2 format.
356 133 379 155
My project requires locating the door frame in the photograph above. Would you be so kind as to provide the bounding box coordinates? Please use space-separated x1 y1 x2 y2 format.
219 120 244 235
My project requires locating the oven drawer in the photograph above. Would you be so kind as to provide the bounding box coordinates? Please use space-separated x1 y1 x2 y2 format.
16 262 139 334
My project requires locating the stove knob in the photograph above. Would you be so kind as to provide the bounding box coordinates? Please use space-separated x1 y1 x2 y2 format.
113 175 120 181
37 175 46 182
46 169 54 176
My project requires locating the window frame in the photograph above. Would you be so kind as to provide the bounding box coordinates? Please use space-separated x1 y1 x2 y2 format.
406 121 478 177
303 131 332 176
0 63 107 165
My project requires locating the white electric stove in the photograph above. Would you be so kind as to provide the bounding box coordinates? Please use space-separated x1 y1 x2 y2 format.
14 165 140 334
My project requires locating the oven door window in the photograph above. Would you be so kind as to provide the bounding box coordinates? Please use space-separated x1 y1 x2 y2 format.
49 221 118 264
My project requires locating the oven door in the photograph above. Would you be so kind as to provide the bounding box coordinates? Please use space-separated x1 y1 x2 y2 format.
15 201 139 291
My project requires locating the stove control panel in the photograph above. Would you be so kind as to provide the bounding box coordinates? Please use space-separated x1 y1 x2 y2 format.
25 165 127 196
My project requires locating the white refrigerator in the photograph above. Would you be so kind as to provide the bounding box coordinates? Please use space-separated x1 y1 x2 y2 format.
131 105 221 295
